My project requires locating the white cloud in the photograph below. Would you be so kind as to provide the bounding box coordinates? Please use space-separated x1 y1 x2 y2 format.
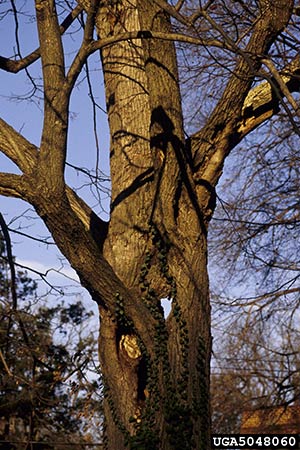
16 258 80 283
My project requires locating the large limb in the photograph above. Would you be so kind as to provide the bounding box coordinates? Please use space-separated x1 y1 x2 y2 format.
189 0 295 218
0 115 108 243
35 0 67 195
0 173 25 198
0 122 156 353
0 84 156 408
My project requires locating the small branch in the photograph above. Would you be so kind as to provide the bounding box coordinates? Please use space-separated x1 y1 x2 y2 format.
153 0 191 26
89 30 225 52
175 0 185 11
197 9 254 67
83 0 99 43
262 58 299 113
8 227 55 245
67 29 224 92
0 213 17 309
227 286 300 308
85 60 101 174
0 348 13 377
238 55 300 137
0 5 83 73
6 258 78 292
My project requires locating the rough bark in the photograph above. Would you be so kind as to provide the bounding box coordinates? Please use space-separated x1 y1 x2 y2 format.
0 0 297 449
94 1 209 448
94 1 213 448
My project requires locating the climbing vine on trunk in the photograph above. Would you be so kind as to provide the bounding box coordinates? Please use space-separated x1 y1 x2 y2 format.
0 0 297 448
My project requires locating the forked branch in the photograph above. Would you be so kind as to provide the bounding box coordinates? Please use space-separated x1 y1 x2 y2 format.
0 5 82 73
190 0 294 189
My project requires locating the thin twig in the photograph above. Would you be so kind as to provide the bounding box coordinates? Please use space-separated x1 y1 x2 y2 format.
0 348 13 377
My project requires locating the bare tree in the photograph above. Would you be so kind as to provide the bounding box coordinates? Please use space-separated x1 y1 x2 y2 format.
0 1 299 448
211 313 300 434
209 106 300 314
207 33 300 430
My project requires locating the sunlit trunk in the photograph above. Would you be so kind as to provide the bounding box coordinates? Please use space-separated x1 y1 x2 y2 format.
97 2 211 448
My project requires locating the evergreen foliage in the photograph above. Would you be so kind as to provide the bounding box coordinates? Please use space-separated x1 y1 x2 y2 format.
0 232 103 448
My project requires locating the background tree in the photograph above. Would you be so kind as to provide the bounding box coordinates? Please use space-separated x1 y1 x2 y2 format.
0 1 300 449
211 319 300 434
0 225 102 448
207 63 300 433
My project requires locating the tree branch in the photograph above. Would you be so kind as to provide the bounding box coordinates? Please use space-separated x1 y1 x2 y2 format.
35 0 68 195
175 0 185 11
89 30 225 52
0 118 38 174
0 348 13 377
0 212 17 309
66 29 225 94
0 117 108 245
66 1 101 92
0 5 82 73
65 187 108 250
153 0 191 26
0 172 26 198
238 55 300 138
190 1 294 191
35 0 66 106
262 57 299 112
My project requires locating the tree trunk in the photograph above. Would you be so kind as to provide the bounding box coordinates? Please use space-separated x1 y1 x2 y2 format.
1 1 293 449
96 2 211 449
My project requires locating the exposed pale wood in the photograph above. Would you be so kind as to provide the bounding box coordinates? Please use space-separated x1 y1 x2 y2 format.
0 1 297 448
239 55 300 136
